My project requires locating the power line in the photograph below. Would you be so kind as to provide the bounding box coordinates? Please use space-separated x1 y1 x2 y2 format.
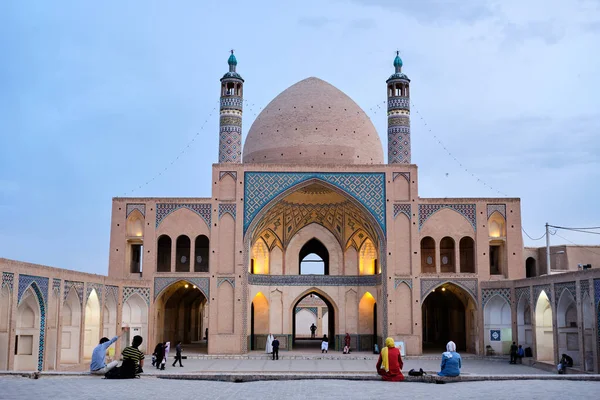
554 227 600 236
554 233 600 256
522 228 546 241
549 225 600 231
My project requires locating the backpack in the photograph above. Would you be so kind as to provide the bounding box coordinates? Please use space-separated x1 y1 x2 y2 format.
408 368 426 377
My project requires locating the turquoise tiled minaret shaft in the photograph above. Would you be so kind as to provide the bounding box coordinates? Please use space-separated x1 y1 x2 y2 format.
387 51 411 164
219 51 244 163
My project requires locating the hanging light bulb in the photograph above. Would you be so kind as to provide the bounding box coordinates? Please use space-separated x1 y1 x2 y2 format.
184 284 189 289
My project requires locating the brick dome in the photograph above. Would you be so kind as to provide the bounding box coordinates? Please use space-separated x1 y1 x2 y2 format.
242 77 383 164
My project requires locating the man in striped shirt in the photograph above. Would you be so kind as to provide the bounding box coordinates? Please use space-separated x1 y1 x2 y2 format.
121 335 145 378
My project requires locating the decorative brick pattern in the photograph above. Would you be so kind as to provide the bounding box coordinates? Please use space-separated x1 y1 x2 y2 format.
393 204 411 219
244 172 386 235
153 277 209 301
248 274 382 287
217 277 236 288
104 285 119 304
594 279 600 308
295 306 318 316
392 172 410 182
388 125 411 164
123 287 151 305
63 280 84 304
554 281 576 307
18 275 49 307
219 203 236 220
515 287 531 306
487 204 506 219
1 272 14 292
420 278 478 303
394 278 412 289
16 274 48 371
219 119 242 163
52 278 61 294
533 284 552 306
220 97 243 109
387 96 410 111
85 283 104 306
481 288 511 307
155 203 211 228
126 203 146 217
580 280 589 299
219 171 237 181
419 204 477 231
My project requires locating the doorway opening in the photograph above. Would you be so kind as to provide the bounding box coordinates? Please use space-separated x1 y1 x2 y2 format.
292 291 335 351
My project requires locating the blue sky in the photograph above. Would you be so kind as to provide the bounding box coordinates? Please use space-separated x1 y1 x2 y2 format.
1 0 599 275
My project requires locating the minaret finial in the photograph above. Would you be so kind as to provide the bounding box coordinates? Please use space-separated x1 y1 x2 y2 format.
228 50 238 72
393 51 403 73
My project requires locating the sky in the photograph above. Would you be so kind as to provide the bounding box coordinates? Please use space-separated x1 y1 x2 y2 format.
1 0 599 275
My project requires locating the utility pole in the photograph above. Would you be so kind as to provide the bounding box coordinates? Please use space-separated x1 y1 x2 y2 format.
546 222 551 275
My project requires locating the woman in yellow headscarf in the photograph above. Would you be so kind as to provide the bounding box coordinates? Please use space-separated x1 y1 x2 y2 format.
376 337 404 381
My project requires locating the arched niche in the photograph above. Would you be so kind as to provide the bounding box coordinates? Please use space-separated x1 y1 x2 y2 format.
0 285 12 369
440 237 455 273
459 237 475 273
175 235 191 272
488 212 506 238
194 235 210 272
285 223 342 275
556 289 578 365
126 210 144 237
157 235 172 272
534 291 554 362
83 289 101 360
526 257 537 278
122 293 148 353
358 239 377 276
517 293 533 351
483 295 512 354
420 237 436 274
15 288 41 371
61 289 81 364
251 238 270 275
103 292 117 339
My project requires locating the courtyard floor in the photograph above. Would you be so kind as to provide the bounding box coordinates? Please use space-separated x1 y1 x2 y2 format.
1 377 599 400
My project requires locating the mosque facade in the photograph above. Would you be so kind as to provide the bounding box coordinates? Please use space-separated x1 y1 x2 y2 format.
1 52 599 373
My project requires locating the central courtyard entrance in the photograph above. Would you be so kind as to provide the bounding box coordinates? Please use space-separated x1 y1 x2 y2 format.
155 280 208 354
292 291 335 351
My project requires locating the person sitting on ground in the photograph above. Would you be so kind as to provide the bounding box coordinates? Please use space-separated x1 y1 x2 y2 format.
343 333 351 354
376 337 404 381
116 335 144 379
90 329 126 375
272 336 280 360
321 334 329 354
558 353 573 374
516 345 525 364
438 341 462 377
509 341 518 364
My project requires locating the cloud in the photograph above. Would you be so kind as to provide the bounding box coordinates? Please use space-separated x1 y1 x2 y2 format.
348 0 495 24
298 16 334 28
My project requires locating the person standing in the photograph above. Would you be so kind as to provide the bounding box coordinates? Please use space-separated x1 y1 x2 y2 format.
509 342 518 364
272 336 280 360
343 333 351 354
90 329 126 375
153 342 165 370
321 334 329 353
266 333 274 355
516 345 525 364
310 323 317 339
162 341 170 370
172 341 184 367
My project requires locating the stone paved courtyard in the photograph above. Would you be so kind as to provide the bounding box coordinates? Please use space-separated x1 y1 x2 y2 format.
1 377 599 400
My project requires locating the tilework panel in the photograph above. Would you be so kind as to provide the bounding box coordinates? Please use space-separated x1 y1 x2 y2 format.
387 125 411 164
123 287 151 305
153 277 209 301
481 288 511 307
394 278 412 289
487 204 506 219
393 204 411 219
244 172 386 235
219 127 242 163
387 96 410 111
126 203 146 217
219 171 238 181
515 287 531 306
18 275 49 306
217 277 236 288
155 203 211 228
533 284 552 306
580 280 589 299
392 172 410 182
86 283 104 306
52 278 61 293
295 306 318 316
248 274 382 287
16 275 48 371
420 278 478 303
554 281 576 307
1 272 14 292
219 203 237 220
419 204 477 231
594 279 600 308
104 285 119 304
63 281 84 304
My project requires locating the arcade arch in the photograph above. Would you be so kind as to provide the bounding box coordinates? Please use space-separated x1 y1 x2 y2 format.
556 289 578 365
517 293 533 351
422 283 477 352
122 293 148 353
483 295 512 355
250 292 269 350
535 290 554 362
0 285 11 369
61 289 81 364
103 292 117 338
83 289 101 360
291 289 336 350
526 257 537 278
15 287 42 371
582 293 594 372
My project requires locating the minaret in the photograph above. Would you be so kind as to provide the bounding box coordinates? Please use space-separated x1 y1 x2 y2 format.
218 50 244 163
386 51 411 164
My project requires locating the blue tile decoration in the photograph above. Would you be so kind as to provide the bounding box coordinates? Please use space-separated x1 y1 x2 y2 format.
393 204 411 219
217 277 236 288
248 274 382 286
419 204 477 231
420 278 478 303
394 278 412 289
392 172 410 182
295 306 318 316
481 288 511 307
487 204 506 219
533 284 552 306
490 329 501 341
515 287 531 305
219 171 238 181
218 203 236 220
123 287 151 305
153 277 209 301
1 272 14 292
104 285 119 304
594 279 600 308
580 279 589 299
155 203 211 228
554 281 576 307
16 275 48 371
52 278 61 294
85 283 104 305
126 203 146 217
243 172 386 235
63 281 84 304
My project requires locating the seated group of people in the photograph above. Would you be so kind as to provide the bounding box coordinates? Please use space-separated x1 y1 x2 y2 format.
376 338 462 381
90 330 145 379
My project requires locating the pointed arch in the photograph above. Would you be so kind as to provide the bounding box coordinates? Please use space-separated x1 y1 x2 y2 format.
358 239 377 275
535 290 554 362
483 295 512 355
122 292 148 353
0 284 11 369
517 291 533 351
83 289 101 359
126 209 145 237
557 288 578 365
15 283 45 371
61 288 81 364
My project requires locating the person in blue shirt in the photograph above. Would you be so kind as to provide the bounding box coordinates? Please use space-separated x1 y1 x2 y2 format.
90 330 126 375
438 341 462 377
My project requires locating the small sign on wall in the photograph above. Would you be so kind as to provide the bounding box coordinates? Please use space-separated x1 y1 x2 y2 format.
490 330 501 341
394 341 406 356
